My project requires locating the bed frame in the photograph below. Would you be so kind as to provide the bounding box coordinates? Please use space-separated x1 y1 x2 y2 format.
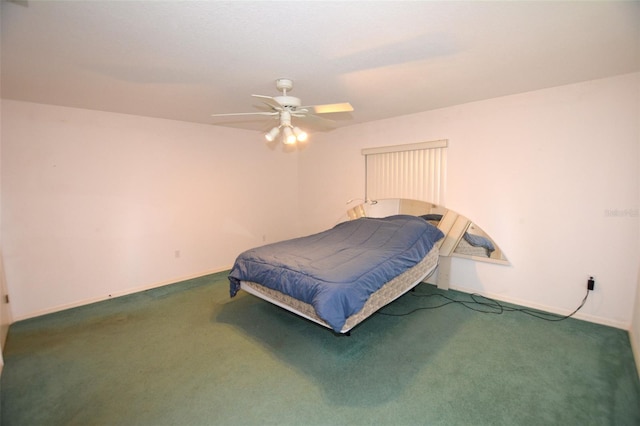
239 243 440 334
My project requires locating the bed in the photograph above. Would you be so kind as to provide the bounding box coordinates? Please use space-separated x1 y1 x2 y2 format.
228 214 444 334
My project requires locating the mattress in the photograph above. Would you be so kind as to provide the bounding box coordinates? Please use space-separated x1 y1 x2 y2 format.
239 243 440 334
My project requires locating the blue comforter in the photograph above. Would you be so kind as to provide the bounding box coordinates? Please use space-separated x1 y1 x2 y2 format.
463 232 495 253
228 215 444 332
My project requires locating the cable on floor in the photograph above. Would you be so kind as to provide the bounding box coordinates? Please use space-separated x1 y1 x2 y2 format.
378 288 590 322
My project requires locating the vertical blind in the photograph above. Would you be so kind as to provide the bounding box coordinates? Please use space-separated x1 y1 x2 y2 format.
363 140 447 205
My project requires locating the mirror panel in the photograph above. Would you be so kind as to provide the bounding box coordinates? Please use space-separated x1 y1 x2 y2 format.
347 198 509 265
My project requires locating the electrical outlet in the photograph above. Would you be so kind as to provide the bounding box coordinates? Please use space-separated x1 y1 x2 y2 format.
587 276 595 291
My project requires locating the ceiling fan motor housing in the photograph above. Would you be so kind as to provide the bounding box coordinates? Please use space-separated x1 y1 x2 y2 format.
274 96 301 109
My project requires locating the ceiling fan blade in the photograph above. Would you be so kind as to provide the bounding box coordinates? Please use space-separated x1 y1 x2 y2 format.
296 113 337 131
211 111 277 118
301 102 354 114
251 94 283 111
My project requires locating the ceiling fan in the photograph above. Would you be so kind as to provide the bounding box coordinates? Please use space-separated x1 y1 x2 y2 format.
211 78 354 145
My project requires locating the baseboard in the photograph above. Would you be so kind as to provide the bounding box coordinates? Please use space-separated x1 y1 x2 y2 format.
448 284 630 330
13 266 232 322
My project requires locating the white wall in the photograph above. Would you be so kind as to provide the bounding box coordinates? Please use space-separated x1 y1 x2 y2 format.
633 225 640 378
632 76 640 376
299 73 640 329
2 74 638 332
1 100 299 320
0 7 8 373
635 297 640 377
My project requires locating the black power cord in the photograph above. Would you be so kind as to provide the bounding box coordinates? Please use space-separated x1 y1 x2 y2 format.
378 288 590 322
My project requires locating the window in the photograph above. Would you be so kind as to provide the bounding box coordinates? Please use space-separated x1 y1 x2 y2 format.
362 140 447 204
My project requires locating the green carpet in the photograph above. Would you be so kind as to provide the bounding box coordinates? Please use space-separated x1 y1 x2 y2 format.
1 271 639 425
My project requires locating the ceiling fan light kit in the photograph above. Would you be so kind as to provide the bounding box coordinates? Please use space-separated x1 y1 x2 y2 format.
265 126 281 142
282 127 296 145
211 78 353 147
292 126 308 142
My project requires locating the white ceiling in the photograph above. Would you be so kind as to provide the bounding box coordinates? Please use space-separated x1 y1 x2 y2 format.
2 1 639 132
